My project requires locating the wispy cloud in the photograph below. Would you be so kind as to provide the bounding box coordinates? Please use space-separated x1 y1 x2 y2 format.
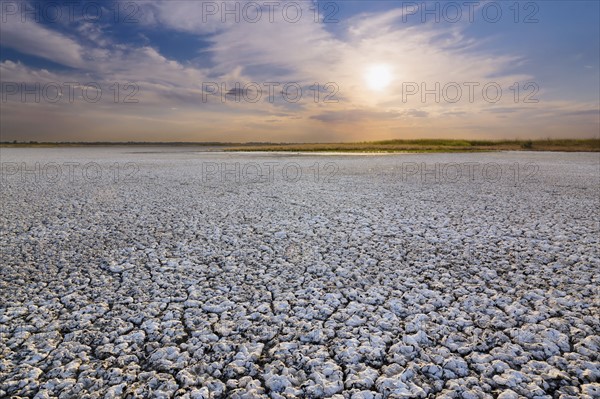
1 12 85 67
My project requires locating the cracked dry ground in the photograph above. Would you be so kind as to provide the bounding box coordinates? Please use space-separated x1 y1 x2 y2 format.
0 150 599 399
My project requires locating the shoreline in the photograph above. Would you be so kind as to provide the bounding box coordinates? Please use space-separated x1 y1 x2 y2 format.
1 138 599 153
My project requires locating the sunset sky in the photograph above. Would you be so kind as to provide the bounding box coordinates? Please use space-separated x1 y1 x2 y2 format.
1 0 599 142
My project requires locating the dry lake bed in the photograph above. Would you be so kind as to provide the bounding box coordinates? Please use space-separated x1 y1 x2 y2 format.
0 148 598 398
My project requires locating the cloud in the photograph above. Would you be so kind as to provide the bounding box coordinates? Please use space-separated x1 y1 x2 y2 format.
310 108 429 123
561 109 600 117
405 109 429 118
0 12 84 67
311 109 399 123
1 1 598 141
137 0 259 34
484 107 525 114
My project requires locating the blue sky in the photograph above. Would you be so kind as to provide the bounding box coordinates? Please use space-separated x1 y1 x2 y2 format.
0 0 598 142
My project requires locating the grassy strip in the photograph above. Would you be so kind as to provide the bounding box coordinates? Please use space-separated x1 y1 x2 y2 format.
1 139 598 152
226 139 600 153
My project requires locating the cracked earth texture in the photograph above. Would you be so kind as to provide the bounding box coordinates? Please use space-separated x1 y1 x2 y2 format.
0 149 598 399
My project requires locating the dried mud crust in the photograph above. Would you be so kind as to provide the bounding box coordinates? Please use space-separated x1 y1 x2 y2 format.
0 150 598 398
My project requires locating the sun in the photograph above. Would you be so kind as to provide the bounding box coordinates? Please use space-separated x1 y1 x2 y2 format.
365 64 393 91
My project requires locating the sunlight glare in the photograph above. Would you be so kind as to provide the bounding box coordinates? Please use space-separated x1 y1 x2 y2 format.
365 64 393 91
